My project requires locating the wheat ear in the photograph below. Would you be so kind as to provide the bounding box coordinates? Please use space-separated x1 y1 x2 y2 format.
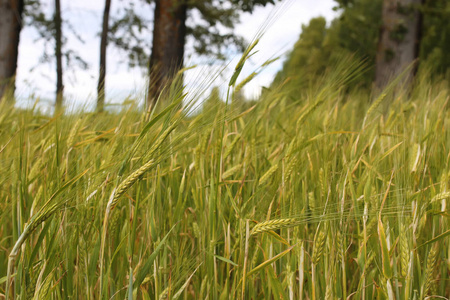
250 218 297 235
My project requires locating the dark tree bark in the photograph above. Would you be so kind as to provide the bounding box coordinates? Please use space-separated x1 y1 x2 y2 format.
97 0 111 112
0 0 24 102
147 0 187 109
374 0 424 91
54 0 64 112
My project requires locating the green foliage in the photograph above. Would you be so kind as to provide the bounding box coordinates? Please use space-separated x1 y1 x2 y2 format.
230 0 275 13
275 0 450 97
327 0 382 77
420 0 450 78
274 0 382 94
273 17 331 91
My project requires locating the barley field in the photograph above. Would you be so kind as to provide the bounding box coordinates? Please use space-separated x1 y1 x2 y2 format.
1 61 450 299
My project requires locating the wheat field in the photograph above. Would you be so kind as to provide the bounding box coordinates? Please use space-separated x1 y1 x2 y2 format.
1 60 450 299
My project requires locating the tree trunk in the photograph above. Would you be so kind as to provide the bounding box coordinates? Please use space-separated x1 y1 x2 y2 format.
0 0 24 102
97 0 111 112
374 0 424 91
54 0 64 112
147 0 187 109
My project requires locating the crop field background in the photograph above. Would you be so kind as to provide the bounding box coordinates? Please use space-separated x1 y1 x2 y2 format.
1 60 450 299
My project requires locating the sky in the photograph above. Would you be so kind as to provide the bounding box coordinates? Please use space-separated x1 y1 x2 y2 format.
15 0 338 111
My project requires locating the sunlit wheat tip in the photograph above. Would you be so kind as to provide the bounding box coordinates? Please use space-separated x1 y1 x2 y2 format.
250 218 297 235
111 159 155 209
431 191 450 203
258 164 278 186
222 164 242 179
399 224 409 277
423 244 439 297
409 143 421 173
312 228 326 265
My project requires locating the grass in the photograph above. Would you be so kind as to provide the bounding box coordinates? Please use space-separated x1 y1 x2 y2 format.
1 58 450 299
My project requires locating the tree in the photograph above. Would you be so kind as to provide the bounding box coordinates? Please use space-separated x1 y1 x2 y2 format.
95 0 153 112
274 0 450 95
97 0 112 112
374 0 424 90
25 0 88 112
147 0 187 109
277 17 329 83
328 0 382 88
273 0 383 95
146 0 278 108
54 0 63 112
272 17 336 98
0 0 24 102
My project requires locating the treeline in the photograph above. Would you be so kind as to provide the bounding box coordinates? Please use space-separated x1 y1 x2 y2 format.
0 0 277 112
275 0 450 98
1 0 449 113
